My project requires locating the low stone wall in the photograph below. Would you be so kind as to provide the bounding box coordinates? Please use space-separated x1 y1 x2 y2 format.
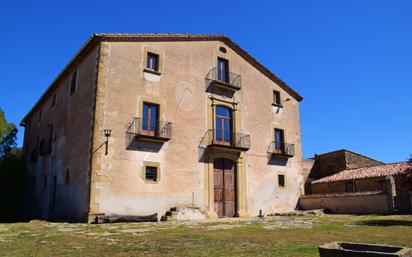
299 191 390 214
410 192 412 211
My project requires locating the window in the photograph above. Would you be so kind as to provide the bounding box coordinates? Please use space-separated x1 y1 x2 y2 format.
44 174 47 189
70 70 78 95
146 52 159 72
39 139 45 156
145 166 158 182
36 136 40 156
379 180 387 190
345 181 356 192
217 57 229 82
274 128 285 152
51 93 57 107
142 102 159 136
273 90 281 106
38 108 42 122
30 149 37 163
65 168 70 185
278 174 285 188
48 124 54 150
215 106 232 143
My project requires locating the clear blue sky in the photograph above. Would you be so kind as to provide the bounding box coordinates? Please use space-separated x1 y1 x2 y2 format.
1 1 411 163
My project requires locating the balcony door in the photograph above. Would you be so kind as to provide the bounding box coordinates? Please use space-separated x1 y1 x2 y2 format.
142 102 158 136
215 106 232 145
217 57 229 83
274 128 285 153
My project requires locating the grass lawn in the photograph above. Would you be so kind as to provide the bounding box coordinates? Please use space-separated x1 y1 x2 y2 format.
0 214 411 256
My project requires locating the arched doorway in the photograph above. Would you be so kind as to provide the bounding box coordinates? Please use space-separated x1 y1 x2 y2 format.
214 158 236 218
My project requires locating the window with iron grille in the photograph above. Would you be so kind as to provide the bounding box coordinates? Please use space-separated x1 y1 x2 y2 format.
145 166 158 182
278 174 285 187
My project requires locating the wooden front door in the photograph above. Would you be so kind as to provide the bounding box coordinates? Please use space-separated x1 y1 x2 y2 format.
214 158 236 218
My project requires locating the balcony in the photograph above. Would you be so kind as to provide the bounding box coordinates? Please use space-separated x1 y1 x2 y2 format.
268 141 295 158
205 68 241 91
201 129 250 151
127 118 172 142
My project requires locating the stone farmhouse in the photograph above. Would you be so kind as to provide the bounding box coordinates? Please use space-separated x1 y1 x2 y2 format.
20 34 304 222
300 149 412 214
302 149 384 194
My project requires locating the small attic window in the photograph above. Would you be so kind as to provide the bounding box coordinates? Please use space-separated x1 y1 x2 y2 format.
219 47 227 53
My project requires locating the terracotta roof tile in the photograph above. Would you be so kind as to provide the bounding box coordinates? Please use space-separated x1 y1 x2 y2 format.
312 162 412 184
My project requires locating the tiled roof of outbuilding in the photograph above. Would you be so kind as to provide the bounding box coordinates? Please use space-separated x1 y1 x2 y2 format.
21 33 303 124
312 162 412 184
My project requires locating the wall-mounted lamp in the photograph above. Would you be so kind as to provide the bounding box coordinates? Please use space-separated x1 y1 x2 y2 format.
104 129 112 155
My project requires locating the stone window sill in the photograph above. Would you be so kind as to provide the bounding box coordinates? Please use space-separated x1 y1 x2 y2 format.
143 68 161 76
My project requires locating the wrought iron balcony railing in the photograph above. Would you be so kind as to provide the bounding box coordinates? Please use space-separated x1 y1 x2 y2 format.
268 141 295 157
206 68 241 90
127 118 172 142
201 129 250 151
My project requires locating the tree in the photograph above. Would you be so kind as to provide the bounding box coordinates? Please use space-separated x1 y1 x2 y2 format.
0 108 17 159
408 154 412 163
0 108 27 221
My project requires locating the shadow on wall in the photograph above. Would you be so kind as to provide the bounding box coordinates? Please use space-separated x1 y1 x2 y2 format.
125 133 163 152
352 220 412 227
205 84 235 98
267 156 288 166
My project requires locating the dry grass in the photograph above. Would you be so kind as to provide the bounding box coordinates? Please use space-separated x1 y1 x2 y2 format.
0 215 412 256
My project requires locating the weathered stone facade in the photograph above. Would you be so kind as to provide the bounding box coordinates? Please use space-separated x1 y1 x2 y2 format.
303 162 412 214
21 34 304 222
22 46 99 221
303 149 383 194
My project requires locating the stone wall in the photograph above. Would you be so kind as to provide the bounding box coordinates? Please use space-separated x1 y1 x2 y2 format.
299 191 390 214
22 46 99 221
311 177 386 195
345 151 383 170
88 40 303 220
304 150 384 194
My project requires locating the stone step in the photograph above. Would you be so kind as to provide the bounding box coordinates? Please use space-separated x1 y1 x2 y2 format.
161 205 206 222
165 211 177 217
